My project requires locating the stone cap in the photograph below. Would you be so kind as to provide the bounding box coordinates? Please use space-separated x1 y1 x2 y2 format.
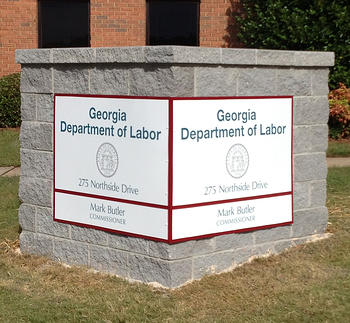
15 46 335 67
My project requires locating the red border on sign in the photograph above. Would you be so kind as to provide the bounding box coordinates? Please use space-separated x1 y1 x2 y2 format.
168 99 174 241
53 94 293 244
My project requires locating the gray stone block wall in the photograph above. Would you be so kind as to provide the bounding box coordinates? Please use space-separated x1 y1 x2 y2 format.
16 46 334 288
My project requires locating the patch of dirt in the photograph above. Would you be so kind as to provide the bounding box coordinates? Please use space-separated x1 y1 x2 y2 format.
327 158 350 167
0 127 20 132
329 138 350 146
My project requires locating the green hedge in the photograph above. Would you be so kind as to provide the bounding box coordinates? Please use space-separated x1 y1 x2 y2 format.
0 73 21 128
328 83 350 139
236 0 350 90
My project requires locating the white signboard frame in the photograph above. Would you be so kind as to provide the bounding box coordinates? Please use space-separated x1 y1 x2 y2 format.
54 94 293 243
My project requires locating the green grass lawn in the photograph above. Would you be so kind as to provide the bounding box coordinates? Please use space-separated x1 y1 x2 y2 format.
327 140 350 157
0 168 350 322
1 129 350 322
0 177 20 241
0 129 20 166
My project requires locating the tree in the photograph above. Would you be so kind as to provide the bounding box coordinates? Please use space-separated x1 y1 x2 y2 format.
234 0 350 89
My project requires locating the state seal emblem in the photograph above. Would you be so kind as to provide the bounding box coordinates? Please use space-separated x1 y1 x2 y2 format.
96 143 119 177
226 144 249 178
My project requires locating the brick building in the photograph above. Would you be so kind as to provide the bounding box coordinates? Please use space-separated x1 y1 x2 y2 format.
0 0 243 78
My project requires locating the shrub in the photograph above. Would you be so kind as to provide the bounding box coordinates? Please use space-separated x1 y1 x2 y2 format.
235 0 350 90
328 83 350 139
0 73 21 128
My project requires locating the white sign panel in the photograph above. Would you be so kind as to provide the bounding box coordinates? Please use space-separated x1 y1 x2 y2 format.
55 192 168 239
54 95 293 243
172 98 292 206
55 96 169 206
172 194 292 240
